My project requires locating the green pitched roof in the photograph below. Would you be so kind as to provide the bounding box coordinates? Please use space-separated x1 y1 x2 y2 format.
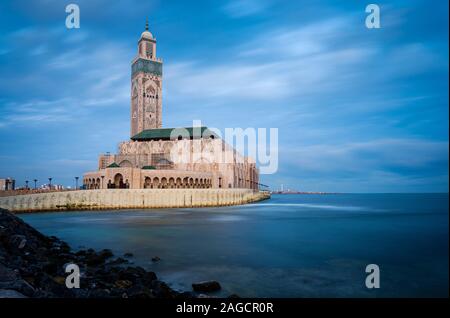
142 165 156 170
106 162 120 168
131 127 217 141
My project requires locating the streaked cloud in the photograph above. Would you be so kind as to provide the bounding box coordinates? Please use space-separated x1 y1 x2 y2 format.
222 0 273 18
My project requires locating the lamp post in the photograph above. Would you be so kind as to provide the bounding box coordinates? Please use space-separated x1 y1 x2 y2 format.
33 179 37 190
75 177 79 190
25 180 29 190
48 177 52 190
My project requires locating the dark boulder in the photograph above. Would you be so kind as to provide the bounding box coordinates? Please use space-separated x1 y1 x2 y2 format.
0 289 27 298
127 285 154 298
100 249 114 259
114 279 133 289
192 281 222 293
107 257 129 266
8 234 27 250
85 249 113 267
152 281 178 298
87 288 111 298
42 261 58 275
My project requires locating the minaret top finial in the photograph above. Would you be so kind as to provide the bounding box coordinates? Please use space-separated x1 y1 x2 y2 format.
140 17 153 40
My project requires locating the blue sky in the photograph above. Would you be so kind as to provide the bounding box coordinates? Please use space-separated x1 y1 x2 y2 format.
0 0 448 192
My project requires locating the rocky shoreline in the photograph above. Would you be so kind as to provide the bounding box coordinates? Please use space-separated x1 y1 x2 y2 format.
0 208 221 298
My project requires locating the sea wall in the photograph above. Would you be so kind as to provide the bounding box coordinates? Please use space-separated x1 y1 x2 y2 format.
0 189 270 212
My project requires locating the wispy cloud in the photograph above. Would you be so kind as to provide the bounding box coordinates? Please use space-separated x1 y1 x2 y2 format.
168 14 445 103
0 94 128 127
0 25 131 128
270 138 449 192
222 0 273 18
284 139 449 173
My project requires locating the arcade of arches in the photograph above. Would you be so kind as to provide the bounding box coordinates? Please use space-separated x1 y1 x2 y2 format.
143 176 212 189
83 169 215 190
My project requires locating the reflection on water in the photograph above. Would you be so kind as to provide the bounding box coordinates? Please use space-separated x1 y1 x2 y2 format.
20 193 449 297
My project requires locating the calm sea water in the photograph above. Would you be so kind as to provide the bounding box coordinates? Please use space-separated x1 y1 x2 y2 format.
19 194 448 297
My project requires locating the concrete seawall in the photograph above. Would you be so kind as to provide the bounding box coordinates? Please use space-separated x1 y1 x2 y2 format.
0 189 270 212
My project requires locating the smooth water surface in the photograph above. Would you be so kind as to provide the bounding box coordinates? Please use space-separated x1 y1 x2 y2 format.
19 193 449 297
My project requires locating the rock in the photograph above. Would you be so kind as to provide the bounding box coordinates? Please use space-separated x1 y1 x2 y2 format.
58 253 77 263
0 263 35 297
85 250 113 266
125 283 154 298
99 249 114 259
152 281 178 298
36 273 75 298
87 289 111 298
75 250 87 257
0 289 27 298
114 280 133 289
52 276 66 285
0 263 18 282
123 252 133 258
9 235 27 249
0 208 189 299
85 255 105 266
151 256 161 262
192 281 222 293
106 257 129 266
42 261 58 275
113 266 153 286
177 291 197 298
51 241 71 253
72 288 89 298
143 271 157 284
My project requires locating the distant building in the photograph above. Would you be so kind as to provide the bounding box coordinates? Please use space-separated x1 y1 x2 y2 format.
0 178 15 191
40 184 64 191
83 22 259 190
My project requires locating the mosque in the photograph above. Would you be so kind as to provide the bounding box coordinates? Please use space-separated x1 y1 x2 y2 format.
83 22 259 190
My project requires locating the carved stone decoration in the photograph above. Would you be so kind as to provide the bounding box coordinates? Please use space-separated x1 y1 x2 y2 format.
130 30 163 136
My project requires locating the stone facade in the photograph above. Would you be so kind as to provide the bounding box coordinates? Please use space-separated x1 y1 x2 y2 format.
83 23 259 191
130 22 163 136
0 178 15 191
0 189 270 212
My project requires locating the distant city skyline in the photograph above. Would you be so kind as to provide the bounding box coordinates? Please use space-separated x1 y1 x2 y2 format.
0 0 448 192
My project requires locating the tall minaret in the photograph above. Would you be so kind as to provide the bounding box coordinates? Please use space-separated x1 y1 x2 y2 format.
130 19 163 137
